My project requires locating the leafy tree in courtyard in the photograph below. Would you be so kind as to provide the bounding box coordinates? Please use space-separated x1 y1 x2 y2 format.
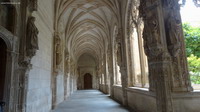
187 55 200 84
183 23 200 57
182 23 200 84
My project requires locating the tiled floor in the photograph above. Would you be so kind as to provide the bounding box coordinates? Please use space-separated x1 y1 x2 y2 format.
51 90 130 112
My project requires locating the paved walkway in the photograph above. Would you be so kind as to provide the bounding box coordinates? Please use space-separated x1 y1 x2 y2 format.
51 90 130 112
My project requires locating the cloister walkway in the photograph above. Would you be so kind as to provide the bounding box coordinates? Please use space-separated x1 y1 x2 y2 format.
51 90 131 112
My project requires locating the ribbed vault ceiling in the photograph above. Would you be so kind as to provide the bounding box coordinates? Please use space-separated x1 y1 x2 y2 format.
55 0 120 63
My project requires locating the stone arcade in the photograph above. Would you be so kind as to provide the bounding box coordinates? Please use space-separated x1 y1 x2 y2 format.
0 0 200 112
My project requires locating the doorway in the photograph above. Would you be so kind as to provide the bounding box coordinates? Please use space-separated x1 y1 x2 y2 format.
84 73 92 89
0 38 7 101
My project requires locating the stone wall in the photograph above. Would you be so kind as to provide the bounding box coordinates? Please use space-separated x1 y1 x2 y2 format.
99 84 109 94
113 86 123 103
126 88 157 112
55 74 64 105
26 0 54 112
173 92 200 112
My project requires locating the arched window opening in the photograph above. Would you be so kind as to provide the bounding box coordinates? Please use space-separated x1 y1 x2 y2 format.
116 64 121 85
114 42 122 85
131 26 149 88
129 1 149 88
180 1 200 90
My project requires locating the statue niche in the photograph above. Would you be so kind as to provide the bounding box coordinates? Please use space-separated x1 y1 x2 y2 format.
114 41 122 67
54 34 62 69
26 16 39 57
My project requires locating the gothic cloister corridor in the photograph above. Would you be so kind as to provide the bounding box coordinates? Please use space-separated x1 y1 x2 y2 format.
1 0 200 112
51 90 130 112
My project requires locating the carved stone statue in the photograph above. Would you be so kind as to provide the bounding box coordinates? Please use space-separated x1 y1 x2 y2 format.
65 53 70 74
168 15 181 56
55 35 62 66
166 3 182 57
26 16 39 57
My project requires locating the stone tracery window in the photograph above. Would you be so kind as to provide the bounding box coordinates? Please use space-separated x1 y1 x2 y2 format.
115 64 122 85
129 0 149 88
114 40 122 85
130 25 149 88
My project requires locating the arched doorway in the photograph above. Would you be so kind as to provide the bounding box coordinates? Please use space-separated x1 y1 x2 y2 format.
0 38 7 102
84 73 92 89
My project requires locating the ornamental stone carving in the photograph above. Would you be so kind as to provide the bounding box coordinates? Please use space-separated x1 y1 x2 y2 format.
65 54 70 74
28 0 38 12
163 0 193 92
139 1 174 111
140 1 164 61
114 29 123 67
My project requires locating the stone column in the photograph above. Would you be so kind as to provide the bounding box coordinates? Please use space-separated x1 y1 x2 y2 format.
162 0 193 92
104 53 108 93
99 66 102 85
17 61 32 112
139 0 193 111
69 62 74 94
96 67 100 89
52 32 61 109
120 66 128 106
139 0 174 111
117 29 128 106
108 49 114 96
64 55 69 100
8 51 19 112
